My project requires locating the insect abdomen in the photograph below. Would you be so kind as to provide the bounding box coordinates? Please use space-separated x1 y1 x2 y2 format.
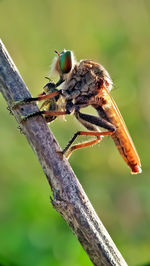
99 88 142 174
111 127 141 174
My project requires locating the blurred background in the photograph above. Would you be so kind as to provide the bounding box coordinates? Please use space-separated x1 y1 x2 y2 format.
0 0 150 265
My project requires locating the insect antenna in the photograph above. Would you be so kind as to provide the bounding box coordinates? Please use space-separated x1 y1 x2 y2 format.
55 50 60 56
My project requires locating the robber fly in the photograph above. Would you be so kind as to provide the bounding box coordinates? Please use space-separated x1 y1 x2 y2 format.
14 50 142 174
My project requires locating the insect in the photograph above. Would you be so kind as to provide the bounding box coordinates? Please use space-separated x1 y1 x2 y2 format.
14 50 142 174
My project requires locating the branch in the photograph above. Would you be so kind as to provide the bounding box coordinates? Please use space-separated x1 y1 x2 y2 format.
0 39 128 266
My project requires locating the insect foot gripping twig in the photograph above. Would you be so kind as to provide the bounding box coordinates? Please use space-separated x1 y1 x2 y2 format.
0 40 128 266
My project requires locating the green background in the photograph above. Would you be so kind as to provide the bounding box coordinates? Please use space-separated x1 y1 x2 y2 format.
0 0 150 265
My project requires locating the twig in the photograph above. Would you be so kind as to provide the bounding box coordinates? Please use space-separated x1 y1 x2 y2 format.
0 39 128 266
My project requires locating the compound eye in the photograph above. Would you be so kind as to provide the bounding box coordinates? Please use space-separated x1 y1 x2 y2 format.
60 50 72 74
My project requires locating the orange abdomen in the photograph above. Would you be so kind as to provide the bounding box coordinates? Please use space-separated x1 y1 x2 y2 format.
100 88 141 174
111 127 141 174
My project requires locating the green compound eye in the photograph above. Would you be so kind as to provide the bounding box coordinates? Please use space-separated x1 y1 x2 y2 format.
59 50 72 74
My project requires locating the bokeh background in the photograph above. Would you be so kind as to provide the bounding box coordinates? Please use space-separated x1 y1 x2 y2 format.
0 0 150 265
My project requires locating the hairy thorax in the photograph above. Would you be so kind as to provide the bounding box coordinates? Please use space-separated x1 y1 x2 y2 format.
61 60 113 103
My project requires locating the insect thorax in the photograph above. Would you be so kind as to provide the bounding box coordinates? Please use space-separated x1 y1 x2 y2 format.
61 60 113 102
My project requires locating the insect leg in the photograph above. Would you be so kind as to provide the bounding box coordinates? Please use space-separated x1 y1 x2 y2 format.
12 90 61 107
20 110 67 122
62 111 116 158
62 133 101 159
65 131 114 159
